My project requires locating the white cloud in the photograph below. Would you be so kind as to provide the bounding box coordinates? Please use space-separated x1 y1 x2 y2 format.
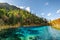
45 2 49 5
16 6 25 9
56 9 60 14
41 13 45 16
16 6 31 12
25 7 30 12
47 13 51 16
19 6 25 9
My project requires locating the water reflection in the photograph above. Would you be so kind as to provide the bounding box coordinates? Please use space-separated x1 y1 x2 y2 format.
48 26 60 38
0 26 60 40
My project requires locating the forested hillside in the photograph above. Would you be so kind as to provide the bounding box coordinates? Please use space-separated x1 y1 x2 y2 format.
50 18 60 29
0 3 49 28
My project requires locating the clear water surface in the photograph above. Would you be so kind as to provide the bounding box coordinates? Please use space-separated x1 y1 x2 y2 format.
0 26 60 40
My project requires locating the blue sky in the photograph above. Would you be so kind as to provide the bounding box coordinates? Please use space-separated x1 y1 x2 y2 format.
0 0 60 20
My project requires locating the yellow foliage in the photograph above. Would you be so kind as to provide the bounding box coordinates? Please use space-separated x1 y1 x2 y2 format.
50 18 60 30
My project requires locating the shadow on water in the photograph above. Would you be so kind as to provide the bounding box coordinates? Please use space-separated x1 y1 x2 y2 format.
0 28 22 40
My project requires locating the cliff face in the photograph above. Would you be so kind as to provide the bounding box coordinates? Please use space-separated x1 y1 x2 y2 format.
50 18 60 29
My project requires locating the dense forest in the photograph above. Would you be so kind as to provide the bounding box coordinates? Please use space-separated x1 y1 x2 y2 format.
0 3 49 28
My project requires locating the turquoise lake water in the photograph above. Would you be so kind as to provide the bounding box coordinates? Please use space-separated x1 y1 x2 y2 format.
0 26 60 40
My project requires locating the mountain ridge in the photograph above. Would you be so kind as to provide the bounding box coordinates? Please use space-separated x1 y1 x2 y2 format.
0 3 49 30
